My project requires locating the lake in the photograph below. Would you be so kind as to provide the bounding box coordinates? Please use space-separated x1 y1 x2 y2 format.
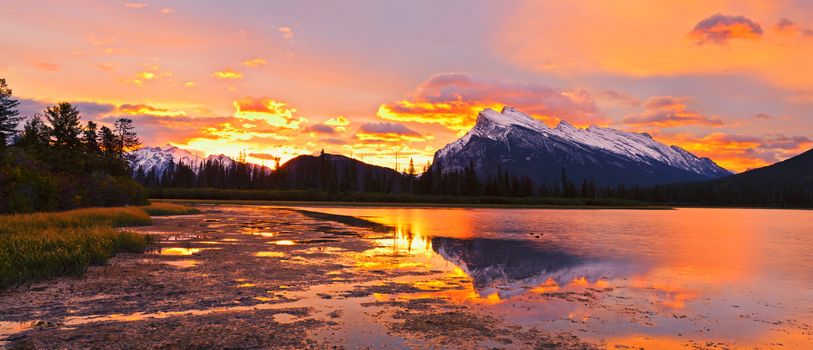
292 206 813 348
2 205 811 349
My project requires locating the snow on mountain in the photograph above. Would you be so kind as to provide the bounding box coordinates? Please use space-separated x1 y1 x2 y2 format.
129 144 235 176
434 106 731 186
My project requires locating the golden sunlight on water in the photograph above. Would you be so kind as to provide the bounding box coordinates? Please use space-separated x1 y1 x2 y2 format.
296 206 813 348
272 240 296 246
154 247 202 256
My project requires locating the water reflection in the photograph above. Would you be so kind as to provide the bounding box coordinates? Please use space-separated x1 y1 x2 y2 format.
432 236 634 299
299 206 813 347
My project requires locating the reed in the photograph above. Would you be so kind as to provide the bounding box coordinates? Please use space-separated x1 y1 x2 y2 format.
0 203 197 289
139 202 200 216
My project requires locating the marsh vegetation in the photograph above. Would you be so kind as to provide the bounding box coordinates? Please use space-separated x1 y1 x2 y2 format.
0 202 197 289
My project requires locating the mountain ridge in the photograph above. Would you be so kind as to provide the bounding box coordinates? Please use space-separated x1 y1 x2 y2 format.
433 106 731 187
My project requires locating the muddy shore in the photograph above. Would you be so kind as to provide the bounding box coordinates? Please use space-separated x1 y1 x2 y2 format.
0 205 596 349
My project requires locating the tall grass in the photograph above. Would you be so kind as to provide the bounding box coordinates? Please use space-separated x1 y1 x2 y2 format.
140 202 200 216
0 203 198 289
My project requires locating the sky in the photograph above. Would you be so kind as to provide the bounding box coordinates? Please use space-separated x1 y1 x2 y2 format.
1 0 812 172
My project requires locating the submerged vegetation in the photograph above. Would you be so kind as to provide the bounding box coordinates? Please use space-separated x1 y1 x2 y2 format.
0 203 196 289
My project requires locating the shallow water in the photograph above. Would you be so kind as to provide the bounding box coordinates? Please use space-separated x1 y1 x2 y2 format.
291 206 813 348
3 205 812 349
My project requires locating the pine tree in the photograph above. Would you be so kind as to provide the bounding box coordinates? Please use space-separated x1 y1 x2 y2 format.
83 121 100 153
0 79 21 147
44 102 84 171
114 118 140 155
406 158 416 193
45 102 82 149
16 115 50 150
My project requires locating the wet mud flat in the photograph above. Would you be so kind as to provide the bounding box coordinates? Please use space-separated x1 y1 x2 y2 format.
0 205 596 349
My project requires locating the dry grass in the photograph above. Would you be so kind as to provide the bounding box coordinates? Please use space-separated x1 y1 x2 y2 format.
0 203 198 288
139 202 200 216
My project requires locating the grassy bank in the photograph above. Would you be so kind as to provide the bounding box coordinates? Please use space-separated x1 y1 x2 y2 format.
0 202 197 289
148 187 656 208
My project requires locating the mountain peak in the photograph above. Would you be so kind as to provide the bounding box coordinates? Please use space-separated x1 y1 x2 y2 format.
475 106 549 132
434 106 732 186
555 120 578 132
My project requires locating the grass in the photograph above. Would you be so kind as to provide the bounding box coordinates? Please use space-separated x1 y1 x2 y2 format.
0 202 198 289
140 202 200 216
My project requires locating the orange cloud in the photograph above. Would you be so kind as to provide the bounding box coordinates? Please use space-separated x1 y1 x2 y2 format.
378 73 603 133
278 26 294 40
324 116 349 127
355 122 430 143
774 18 813 38
118 104 187 117
688 14 763 45
233 97 306 129
124 3 147 9
658 132 812 172
211 69 244 80
126 65 173 86
160 8 173 15
241 58 267 68
304 124 336 135
623 96 723 128
33 62 60 72
600 90 640 107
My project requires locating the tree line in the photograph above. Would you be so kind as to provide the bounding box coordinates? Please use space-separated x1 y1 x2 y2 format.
0 79 147 213
139 145 812 208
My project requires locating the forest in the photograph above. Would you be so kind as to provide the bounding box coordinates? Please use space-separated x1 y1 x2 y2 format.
0 79 146 213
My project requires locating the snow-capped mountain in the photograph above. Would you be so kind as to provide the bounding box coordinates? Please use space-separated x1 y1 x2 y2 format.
434 106 731 186
129 144 235 176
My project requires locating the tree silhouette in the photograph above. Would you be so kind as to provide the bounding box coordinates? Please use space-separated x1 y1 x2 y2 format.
0 78 20 147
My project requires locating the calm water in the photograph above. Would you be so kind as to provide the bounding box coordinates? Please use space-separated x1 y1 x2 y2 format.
293 206 813 348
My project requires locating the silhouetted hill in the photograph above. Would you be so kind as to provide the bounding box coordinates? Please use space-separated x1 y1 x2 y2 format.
726 148 813 181
645 148 813 207
277 153 403 192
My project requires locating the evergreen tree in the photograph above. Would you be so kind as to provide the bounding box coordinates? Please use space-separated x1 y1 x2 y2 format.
16 115 51 150
45 102 82 149
44 102 84 171
114 118 140 156
406 157 416 193
0 79 21 147
99 125 128 176
83 121 100 153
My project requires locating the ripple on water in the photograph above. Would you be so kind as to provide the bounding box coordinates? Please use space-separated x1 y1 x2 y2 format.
255 251 287 258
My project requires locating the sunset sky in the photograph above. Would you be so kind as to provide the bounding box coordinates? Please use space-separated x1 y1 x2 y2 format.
2 1 812 172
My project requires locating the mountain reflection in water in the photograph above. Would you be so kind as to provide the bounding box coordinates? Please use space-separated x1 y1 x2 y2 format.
432 236 637 299
294 206 813 348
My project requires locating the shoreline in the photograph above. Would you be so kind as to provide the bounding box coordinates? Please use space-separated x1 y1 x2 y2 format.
152 198 673 210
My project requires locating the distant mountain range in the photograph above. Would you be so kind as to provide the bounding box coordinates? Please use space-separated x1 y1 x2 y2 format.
433 106 731 187
129 146 401 190
130 144 236 177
